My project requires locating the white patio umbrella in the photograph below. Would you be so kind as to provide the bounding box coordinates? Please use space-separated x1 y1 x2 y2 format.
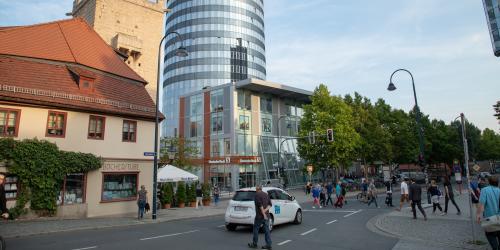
157 164 199 183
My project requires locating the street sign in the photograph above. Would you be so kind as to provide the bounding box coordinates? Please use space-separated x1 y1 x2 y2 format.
307 165 313 173
144 152 156 157
473 164 480 172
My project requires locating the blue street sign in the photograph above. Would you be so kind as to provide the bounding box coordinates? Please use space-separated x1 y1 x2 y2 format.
144 152 156 157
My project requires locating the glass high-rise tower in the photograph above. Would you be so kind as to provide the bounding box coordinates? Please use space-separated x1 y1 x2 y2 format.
162 0 266 137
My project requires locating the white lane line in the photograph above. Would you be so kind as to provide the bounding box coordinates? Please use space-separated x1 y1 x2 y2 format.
71 246 97 250
302 209 358 213
217 225 225 228
343 209 362 218
277 240 292 246
140 230 199 241
300 228 317 236
326 219 337 225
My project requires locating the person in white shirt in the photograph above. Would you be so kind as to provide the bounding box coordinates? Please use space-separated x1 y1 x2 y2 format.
397 178 409 211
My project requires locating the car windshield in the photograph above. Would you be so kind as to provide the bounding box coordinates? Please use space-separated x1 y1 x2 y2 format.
232 191 256 201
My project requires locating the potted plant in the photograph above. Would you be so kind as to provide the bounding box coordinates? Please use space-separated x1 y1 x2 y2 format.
202 183 211 206
161 183 173 209
176 181 186 208
188 182 197 207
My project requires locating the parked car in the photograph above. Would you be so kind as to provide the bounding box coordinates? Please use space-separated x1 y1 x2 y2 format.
224 187 302 232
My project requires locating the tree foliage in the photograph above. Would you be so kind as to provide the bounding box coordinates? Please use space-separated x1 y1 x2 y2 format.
160 137 200 171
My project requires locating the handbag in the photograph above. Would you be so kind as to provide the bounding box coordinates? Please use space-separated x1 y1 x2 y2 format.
145 202 150 213
481 188 500 232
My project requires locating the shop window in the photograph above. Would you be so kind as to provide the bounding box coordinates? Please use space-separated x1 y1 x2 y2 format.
46 111 67 138
260 97 272 113
122 120 137 142
211 113 223 134
239 115 250 130
210 89 224 112
101 173 138 202
4 174 19 200
211 139 222 157
88 115 105 140
237 91 251 110
224 139 231 155
57 173 86 205
0 108 20 137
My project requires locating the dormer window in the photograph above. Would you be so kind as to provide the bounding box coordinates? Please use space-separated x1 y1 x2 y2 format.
79 76 94 92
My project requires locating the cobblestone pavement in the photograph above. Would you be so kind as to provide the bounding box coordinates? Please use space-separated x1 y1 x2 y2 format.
372 192 490 250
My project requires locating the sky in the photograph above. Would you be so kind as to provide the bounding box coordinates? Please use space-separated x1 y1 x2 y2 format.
0 0 498 131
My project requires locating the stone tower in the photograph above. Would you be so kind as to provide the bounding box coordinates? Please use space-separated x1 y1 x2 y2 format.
71 0 165 102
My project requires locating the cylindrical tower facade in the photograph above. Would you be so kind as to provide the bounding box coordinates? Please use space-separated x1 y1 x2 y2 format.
162 0 266 137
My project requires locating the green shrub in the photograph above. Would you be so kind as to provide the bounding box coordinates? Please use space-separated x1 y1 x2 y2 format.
161 183 173 205
202 183 211 201
176 181 186 204
190 182 197 203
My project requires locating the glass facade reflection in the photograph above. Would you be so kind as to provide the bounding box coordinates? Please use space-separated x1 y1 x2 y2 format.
162 0 267 137
483 0 500 56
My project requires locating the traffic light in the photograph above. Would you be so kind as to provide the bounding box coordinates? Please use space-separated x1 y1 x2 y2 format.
327 129 334 142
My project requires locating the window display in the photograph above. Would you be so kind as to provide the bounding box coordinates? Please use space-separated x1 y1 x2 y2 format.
57 173 86 205
101 173 138 202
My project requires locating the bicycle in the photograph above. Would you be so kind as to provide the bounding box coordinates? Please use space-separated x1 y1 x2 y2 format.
356 191 368 203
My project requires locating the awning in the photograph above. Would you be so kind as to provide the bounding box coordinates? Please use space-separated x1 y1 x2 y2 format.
157 164 199 183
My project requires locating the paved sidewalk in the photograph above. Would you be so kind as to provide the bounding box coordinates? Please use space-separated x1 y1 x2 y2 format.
371 192 489 250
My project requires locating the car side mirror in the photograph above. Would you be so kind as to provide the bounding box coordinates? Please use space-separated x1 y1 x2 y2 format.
290 196 295 201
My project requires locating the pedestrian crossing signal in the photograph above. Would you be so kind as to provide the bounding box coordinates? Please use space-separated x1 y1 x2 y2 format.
327 129 334 142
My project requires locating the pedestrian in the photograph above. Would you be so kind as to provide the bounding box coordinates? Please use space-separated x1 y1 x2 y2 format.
341 182 348 205
479 177 488 190
306 182 311 195
367 179 379 208
213 184 220 206
312 184 321 209
385 181 393 207
409 178 427 220
443 176 461 215
470 177 481 208
477 176 500 249
428 180 444 215
361 179 368 202
0 174 9 219
397 177 409 211
335 181 343 208
196 184 203 209
137 185 148 220
320 184 326 207
248 185 272 250
326 182 334 206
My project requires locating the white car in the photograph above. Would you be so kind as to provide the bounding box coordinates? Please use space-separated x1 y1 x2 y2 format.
224 187 302 231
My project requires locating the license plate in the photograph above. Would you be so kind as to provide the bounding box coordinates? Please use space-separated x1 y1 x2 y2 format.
234 206 248 212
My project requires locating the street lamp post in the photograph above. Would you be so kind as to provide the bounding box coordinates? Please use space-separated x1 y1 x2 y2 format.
276 114 289 185
152 31 188 220
387 69 426 185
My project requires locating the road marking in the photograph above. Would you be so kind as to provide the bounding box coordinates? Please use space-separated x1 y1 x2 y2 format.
302 209 358 213
326 219 337 225
344 209 362 218
217 225 225 228
277 240 292 246
71 247 97 250
140 230 199 241
300 228 317 236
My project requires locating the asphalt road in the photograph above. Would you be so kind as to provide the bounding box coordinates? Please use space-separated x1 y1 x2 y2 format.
4 194 401 250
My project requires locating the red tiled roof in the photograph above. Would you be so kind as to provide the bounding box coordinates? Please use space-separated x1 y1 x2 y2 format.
0 56 158 120
0 18 146 83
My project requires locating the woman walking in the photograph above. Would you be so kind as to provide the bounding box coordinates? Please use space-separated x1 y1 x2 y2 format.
443 176 461 215
477 176 500 249
137 185 148 220
428 180 444 215
213 184 220 206
320 184 326 207
367 179 379 208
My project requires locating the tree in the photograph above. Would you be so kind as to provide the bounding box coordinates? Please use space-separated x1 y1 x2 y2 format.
298 84 360 175
494 101 499 121
160 137 200 171
478 128 500 161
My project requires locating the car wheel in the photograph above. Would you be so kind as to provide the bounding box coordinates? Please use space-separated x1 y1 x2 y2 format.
225 223 237 231
294 209 302 224
268 215 274 232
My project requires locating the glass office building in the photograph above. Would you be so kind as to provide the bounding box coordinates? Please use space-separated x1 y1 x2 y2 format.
162 0 267 137
483 0 500 56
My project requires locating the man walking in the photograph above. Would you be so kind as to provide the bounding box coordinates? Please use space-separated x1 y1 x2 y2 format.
397 177 409 211
367 179 379 208
248 185 272 250
326 182 334 206
409 178 427 220
137 185 148 220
